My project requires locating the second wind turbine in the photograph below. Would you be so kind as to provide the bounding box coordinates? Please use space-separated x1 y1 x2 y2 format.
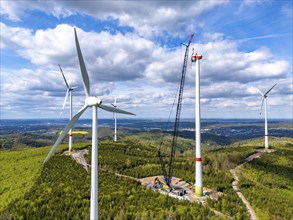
257 83 277 149
112 96 118 142
59 64 77 153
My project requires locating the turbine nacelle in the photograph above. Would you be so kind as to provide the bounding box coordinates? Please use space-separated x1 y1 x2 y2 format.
256 83 277 117
69 87 77 91
86 97 102 107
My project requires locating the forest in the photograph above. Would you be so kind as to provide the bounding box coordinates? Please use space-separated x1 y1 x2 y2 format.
2 154 217 219
238 143 293 219
0 133 292 219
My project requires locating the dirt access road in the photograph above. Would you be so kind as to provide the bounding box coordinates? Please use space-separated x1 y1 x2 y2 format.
230 149 275 220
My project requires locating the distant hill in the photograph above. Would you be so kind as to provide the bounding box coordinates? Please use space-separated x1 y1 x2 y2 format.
1 119 292 150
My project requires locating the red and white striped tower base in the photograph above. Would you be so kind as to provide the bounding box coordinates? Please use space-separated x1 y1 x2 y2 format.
192 52 203 197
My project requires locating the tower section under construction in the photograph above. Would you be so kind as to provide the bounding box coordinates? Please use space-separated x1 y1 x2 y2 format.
191 52 203 197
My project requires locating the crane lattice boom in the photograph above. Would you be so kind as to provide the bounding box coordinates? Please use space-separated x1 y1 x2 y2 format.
158 34 194 188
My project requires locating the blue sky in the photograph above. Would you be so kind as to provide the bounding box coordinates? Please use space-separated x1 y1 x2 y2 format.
0 0 292 119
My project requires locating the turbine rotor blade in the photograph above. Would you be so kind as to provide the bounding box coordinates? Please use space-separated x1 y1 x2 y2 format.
99 104 135 115
74 28 90 97
58 64 69 89
260 97 265 117
44 105 88 163
111 97 117 107
264 83 277 97
114 96 117 106
256 88 263 96
61 89 70 114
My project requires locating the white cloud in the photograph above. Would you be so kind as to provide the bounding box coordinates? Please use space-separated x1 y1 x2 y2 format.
0 0 73 22
192 40 289 83
0 67 118 119
1 0 24 22
243 60 289 79
0 23 33 49
1 24 155 82
237 0 272 13
113 0 229 37
203 32 225 41
0 7 292 119
1 0 229 37
281 4 293 18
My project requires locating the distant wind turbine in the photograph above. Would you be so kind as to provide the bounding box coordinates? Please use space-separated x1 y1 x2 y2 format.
257 83 277 149
112 96 117 142
44 28 135 220
58 64 77 153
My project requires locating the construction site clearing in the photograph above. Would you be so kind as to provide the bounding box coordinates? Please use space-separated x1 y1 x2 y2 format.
66 150 223 204
139 176 223 204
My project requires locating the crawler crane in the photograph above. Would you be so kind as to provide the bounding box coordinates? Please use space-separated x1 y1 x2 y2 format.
157 34 194 191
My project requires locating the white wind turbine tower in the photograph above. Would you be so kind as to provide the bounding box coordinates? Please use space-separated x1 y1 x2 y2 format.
44 28 135 219
191 49 203 197
59 64 77 153
112 96 117 142
257 83 277 149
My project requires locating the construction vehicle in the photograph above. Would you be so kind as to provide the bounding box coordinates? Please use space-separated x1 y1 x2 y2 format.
153 177 170 190
153 177 163 188
157 34 194 193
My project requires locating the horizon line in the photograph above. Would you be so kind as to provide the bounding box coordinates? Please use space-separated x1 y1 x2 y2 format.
1 117 292 121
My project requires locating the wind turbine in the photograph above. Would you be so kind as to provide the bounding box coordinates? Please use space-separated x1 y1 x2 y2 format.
257 83 277 149
58 64 77 153
44 28 135 219
191 49 203 197
112 96 117 142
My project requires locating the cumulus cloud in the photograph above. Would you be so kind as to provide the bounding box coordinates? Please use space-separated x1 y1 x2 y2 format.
0 0 73 22
1 23 156 82
0 67 118 119
144 38 289 86
0 23 33 49
192 40 289 83
1 0 292 119
1 0 228 37
1 23 291 119
0 23 76 65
